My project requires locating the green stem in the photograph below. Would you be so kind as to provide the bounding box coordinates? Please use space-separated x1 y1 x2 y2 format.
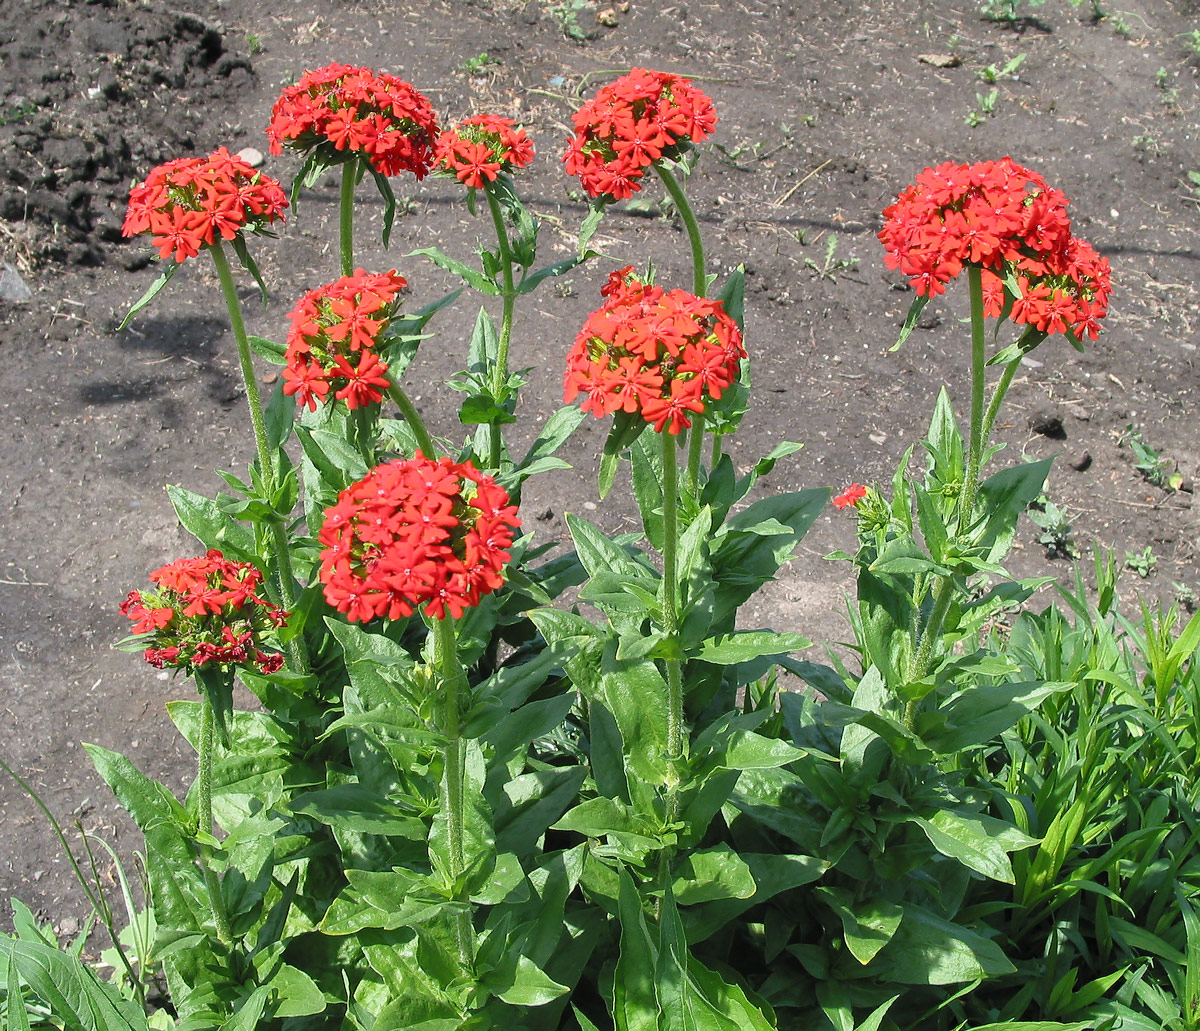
903 576 956 730
434 616 474 970
959 265 989 534
661 431 686 799
197 690 232 944
340 159 356 277
685 411 706 508
210 240 307 673
385 378 437 458
653 162 707 297
483 187 518 471
980 356 1022 449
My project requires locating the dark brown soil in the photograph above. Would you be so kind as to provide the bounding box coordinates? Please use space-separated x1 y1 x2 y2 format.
2 0 1198 934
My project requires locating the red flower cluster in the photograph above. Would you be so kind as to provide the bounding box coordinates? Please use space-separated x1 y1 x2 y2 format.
832 483 867 510
563 67 717 201
119 550 287 673
878 158 1112 341
435 114 535 189
122 147 287 263
318 455 520 623
564 268 745 435
282 269 407 412
266 62 438 179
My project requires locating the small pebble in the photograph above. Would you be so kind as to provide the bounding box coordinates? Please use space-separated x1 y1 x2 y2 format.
597 7 618 25
1068 451 1092 472
236 146 265 168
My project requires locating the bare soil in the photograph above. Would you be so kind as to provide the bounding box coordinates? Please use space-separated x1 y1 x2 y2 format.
2 0 1198 933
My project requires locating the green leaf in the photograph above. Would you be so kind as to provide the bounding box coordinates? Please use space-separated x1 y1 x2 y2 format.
368 164 398 247
578 196 610 256
0 932 151 1030
566 513 650 582
672 846 757 905
486 954 570 1006
974 458 1052 561
891 293 931 351
816 888 904 965
247 334 286 365
918 680 1073 753
599 410 650 499
407 246 500 294
229 232 268 304
459 393 515 425
166 485 257 561
519 252 598 295
683 852 825 944
913 810 1029 883
83 744 210 942
119 262 177 330
288 785 426 837
696 631 811 665
613 869 659 1031
872 902 1014 984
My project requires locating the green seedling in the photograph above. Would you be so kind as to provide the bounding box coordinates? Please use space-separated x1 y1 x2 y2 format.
459 52 499 75
1120 425 1182 490
1185 28 1200 57
245 33 264 55
978 53 1026 82
546 0 591 41
805 233 859 281
965 88 999 126
1183 170 1200 205
979 0 1044 23
1125 545 1157 578
1027 492 1077 559
0 100 37 127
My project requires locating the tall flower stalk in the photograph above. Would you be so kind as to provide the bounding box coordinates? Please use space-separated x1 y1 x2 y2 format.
435 115 537 470
876 157 1112 722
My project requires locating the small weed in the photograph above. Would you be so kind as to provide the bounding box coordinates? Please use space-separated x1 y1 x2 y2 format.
713 124 794 170
979 0 1044 23
1184 29 1200 58
459 52 499 76
1125 545 1157 578
1131 133 1162 156
1183 170 1200 205
245 33 265 55
1120 425 1182 490
1067 0 1107 21
1107 11 1131 37
546 0 591 42
965 89 999 126
553 278 575 298
0 100 37 127
978 53 1026 82
1173 581 1197 612
1155 68 1181 110
1027 492 1077 559
805 234 859 282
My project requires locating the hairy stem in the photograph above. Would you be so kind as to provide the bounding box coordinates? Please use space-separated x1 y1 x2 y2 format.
484 186 518 471
959 265 989 534
340 159 356 278
653 162 707 297
661 430 686 801
210 240 307 672
434 616 474 969
385 378 437 458
197 689 232 944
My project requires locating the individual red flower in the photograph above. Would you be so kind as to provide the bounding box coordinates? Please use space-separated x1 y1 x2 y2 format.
281 269 407 412
832 483 868 510
564 269 745 435
563 67 717 201
435 114 535 188
266 63 439 179
119 550 287 674
318 454 521 623
122 147 287 263
878 158 1112 342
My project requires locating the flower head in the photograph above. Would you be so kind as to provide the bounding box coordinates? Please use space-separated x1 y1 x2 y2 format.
435 114 535 189
878 158 1111 341
563 67 717 201
318 455 521 623
282 269 407 412
267 63 439 179
564 270 745 435
122 147 287 263
120 550 287 674
832 483 868 510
